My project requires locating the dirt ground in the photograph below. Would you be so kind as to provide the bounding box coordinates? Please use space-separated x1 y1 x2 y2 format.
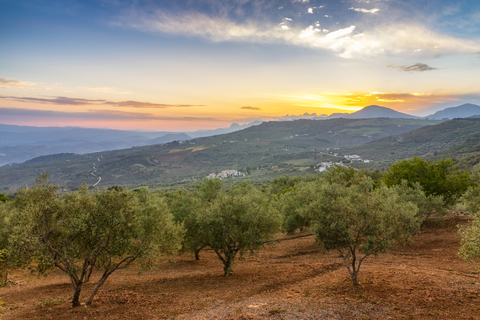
1 214 479 320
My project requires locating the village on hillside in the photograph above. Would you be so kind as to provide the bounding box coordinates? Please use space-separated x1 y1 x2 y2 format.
206 169 246 179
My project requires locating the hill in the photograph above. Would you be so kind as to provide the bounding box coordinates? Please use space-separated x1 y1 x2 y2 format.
343 118 480 165
0 118 441 191
426 103 480 119
0 122 262 166
328 105 421 119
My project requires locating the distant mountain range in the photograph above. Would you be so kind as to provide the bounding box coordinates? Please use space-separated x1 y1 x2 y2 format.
0 122 260 166
0 103 479 166
425 103 480 120
0 117 442 191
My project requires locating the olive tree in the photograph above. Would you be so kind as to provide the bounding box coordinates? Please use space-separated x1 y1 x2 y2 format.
304 173 421 286
0 201 10 287
198 183 282 276
387 180 446 226
7 174 183 307
462 164 480 214
0 193 9 203
383 157 471 206
459 164 480 265
276 177 326 235
164 188 206 260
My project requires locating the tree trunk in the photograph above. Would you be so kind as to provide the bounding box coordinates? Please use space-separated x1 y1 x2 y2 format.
223 251 237 276
71 282 83 307
194 246 206 260
86 273 109 306
223 257 233 276
351 270 359 286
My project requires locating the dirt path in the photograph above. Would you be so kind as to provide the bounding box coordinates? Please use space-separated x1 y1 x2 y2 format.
1 216 479 319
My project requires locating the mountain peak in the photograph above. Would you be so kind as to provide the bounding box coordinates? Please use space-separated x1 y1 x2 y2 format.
329 105 420 119
427 103 480 119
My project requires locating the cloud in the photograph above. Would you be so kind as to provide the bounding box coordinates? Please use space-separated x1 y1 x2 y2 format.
0 95 206 108
387 63 439 72
83 87 131 94
105 100 207 108
349 7 380 14
0 107 222 122
0 96 105 105
113 8 480 59
0 78 50 90
241 106 262 111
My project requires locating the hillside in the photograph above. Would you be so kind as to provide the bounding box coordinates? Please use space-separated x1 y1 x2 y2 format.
0 122 260 166
344 118 480 165
0 118 441 191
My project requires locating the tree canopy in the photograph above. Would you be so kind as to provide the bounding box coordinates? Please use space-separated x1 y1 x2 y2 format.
198 182 282 276
383 157 471 206
4 174 184 307
302 171 421 285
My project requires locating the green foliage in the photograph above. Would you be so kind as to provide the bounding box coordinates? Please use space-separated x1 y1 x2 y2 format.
195 178 223 203
462 164 480 214
386 180 446 225
0 193 9 202
383 157 471 206
459 214 480 266
0 201 11 287
303 172 420 285
6 173 183 307
323 166 358 186
459 164 480 267
164 188 207 260
268 175 305 195
198 182 282 275
276 176 326 234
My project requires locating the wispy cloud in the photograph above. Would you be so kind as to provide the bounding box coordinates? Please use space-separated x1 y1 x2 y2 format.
0 78 50 90
349 7 380 14
83 87 131 94
0 95 206 108
241 106 262 111
0 96 105 105
0 107 222 121
105 100 207 108
387 63 439 72
113 8 480 59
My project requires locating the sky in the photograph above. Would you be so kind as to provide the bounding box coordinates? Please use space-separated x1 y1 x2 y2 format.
1 0 480 131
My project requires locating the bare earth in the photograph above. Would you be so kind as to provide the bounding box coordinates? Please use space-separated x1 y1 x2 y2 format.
1 214 479 320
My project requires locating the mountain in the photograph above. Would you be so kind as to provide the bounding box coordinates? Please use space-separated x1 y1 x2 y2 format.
0 124 196 166
0 118 442 191
0 124 174 147
187 121 262 138
426 103 480 120
344 118 480 164
328 105 421 119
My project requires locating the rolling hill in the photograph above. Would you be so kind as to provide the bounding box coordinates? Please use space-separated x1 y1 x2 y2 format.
0 118 442 192
343 118 480 166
